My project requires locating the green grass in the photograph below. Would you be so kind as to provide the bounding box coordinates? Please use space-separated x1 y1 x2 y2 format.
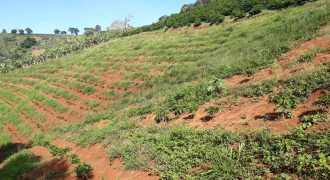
0 1 329 179
0 149 41 180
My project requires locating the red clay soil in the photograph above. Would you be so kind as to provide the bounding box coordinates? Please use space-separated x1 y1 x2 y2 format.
21 112 49 133
31 101 69 126
45 139 159 180
185 90 328 134
3 124 29 144
31 49 46 56
224 35 330 86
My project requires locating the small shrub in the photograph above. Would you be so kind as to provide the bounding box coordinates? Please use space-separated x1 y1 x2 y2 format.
312 95 330 110
70 154 80 164
296 51 316 63
205 106 220 116
194 20 202 27
75 163 92 178
20 37 37 49
241 80 274 97
300 113 328 130
207 78 225 96
270 93 299 118
232 10 246 19
249 5 262 16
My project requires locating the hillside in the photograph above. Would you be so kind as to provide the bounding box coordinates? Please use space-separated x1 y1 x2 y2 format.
0 34 74 63
0 0 329 179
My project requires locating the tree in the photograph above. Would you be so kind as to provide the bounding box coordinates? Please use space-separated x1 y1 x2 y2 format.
1 29 6 34
108 20 125 31
73 28 79 35
19 29 25 35
60 31 67 35
25 27 33 34
95 25 101 32
68 27 75 35
20 37 37 49
11 29 17 34
54 29 60 34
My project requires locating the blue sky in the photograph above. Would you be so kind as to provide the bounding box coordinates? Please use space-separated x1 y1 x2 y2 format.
0 0 195 34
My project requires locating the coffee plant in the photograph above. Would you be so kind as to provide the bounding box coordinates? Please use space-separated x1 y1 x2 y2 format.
75 163 92 178
270 93 299 118
300 113 328 130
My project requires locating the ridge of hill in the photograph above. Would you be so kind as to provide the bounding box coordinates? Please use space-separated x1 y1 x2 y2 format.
0 0 329 179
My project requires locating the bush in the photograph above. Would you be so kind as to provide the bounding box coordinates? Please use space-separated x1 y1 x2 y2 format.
70 154 80 164
249 5 262 16
300 113 328 130
232 10 246 19
194 20 202 27
270 93 300 118
313 95 330 110
75 163 92 178
20 37 37 49
296 51 316 63
241 80 275 97
205 106 220 115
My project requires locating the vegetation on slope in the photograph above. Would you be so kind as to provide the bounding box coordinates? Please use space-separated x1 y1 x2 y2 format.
0 0 329 179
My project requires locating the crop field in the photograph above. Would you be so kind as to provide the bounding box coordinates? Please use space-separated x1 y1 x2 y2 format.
0 0 329 179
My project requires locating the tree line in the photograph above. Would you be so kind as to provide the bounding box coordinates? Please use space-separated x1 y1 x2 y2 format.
137 0 315 32
1 28 33 35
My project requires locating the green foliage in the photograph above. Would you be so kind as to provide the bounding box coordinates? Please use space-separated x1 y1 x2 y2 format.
232 9 246 19
270 93 299 118
110 126 330 179
241 80 275 97
20 37 37 49
85 99 101 108
45 142 72 158
300 113 328 130
207 78 226 95
270 69 330 118
70 154 81 164
75 163 92 178
0 150 41 180
296 51 317 63
313 94 330 109
158 81 218 118
70 82 96 94
205 106 220 115
249 5 262 16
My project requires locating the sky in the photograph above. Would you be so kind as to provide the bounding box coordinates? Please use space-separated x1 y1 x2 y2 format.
0 0 195 34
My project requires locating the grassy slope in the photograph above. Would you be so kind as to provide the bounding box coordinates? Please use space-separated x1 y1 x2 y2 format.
0 33 75 62
0 0 329 179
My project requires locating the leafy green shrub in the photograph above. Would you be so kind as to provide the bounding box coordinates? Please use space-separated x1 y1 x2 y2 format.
313 95 330 109
270 93 299 118
75 163 92 178
47 144 71 158
232 10 246 19
249 5 262 16
207 78 226 96
194 20 202 27
70 154 80 164
205 106 220 116
296 51 316 63
20 37 37 49
300 113 328 130
241 80 275 97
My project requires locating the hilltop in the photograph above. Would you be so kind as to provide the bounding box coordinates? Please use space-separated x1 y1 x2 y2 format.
0 0 329 179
